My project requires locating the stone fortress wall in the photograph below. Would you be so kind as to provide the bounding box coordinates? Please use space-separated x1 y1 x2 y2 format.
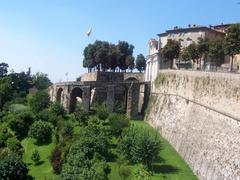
49 72 149 119
146 70 240 180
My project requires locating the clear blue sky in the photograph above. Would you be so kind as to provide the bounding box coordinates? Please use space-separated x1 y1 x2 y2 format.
0 0 239 82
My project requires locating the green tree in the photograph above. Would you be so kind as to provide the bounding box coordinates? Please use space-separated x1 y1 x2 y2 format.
119 125 161 168
134 164 152 180
28 121 52 144
83 44 97 72
0 155 28 180
0 77 13 110
9 71 32 94
60 121 74 140
74 102 89 125
136 54 146 72
108 44 119 71
162 39 180 68
208 39 225 66
117 41 134 71
8 110 35 139
32 72 52 90
50 102 66 117
50 146 62 174
96 103 109 120
61 128 110 180
108 113 130 137
197 37 209 68
224 24 240 71
186 42 200 62
0 62 9 77
0 127 13 148
180 47 190 61
28 91 50 112
6 137 23 154
31 149 40 164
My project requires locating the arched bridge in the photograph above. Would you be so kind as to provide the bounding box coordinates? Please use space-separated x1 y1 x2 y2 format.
49 74 150 118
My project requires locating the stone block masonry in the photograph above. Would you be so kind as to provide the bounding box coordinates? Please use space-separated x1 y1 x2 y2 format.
146 70 240 180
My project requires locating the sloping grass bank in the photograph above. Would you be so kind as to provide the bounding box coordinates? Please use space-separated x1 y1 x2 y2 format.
108 121 197 180
22 138 59 179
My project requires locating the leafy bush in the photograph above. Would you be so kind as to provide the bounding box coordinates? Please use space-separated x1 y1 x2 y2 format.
60 121 74 140
50 146 62 174
69 128 109 160
134 164 152 180
108 113 130 136
50 102 66 117
74 102 89 125
31 149 40 164
6 137 23 153
28 91 50 112
119 165 131 179
32 72 52 90
37 109 58 125
0 127 12 148
61 152 110 180
96 103 109 120
28 121 52 144
0 155 28 180
91 160 111 180
8 110 35 139
119 125 161 168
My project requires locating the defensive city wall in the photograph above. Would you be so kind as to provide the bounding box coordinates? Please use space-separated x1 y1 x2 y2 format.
146 70 240 180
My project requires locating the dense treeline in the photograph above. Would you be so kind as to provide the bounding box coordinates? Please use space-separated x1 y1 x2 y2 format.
83 40 146 72
0 63 162 179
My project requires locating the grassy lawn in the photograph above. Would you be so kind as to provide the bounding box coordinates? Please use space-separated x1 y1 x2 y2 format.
21 138 59 180
20 121 197 180
108 120 197 180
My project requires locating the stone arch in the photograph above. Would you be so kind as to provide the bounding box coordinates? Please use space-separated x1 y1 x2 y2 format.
56 88 63 104
124 77 139 82
69 87 82 113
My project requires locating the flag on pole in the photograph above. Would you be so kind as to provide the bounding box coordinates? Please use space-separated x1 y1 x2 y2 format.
86 27 92 37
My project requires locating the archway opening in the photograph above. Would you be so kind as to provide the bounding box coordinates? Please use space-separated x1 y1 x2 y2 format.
69 87 82 113
114 85 127 113
124 77 138 82
56 88 63 104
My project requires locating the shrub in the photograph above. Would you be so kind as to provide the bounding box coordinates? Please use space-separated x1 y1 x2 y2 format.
0 127 12 148
74 102 88 125
0 155 28 180
108 113 130 136
119 125 161 168
61 153 110 180
134 164 152 180
119 165 131 179
91 160 111 180
28 121 52 144
31 150 40 164
8 110 35 139
69 129 109 160
37 109 58 126
6 137 23 154
96 103 109 120
60 121 74 140
50 146 62 174
50 102 66 117
28 91 50 112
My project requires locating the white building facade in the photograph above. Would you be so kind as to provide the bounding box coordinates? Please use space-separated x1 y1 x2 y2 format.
145 39 160 83
145 25 227 84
